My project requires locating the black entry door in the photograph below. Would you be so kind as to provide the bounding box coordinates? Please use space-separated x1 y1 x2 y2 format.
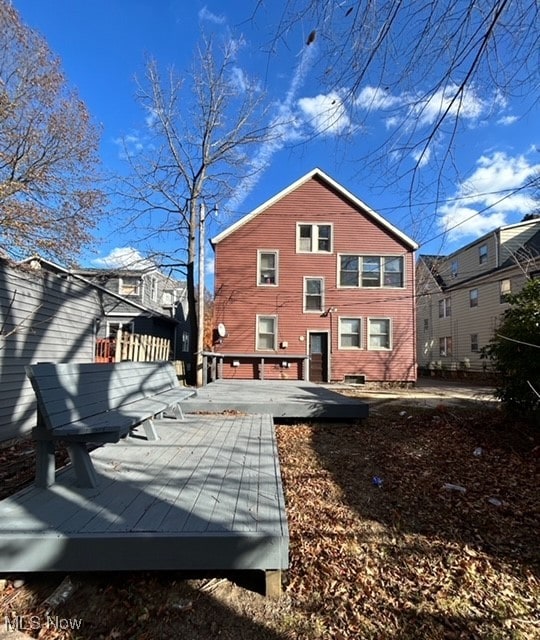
309 333 328 383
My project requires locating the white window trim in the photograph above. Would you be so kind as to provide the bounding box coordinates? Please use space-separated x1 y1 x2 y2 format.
149 275 158 302
338 316 363 350
106 321 134 338
256 314 278 351
257 249 279 287
336 253 406 289
367 317 392 351
438 297 451 318
469 288 479 308
296 222 333 254
303 276 325 313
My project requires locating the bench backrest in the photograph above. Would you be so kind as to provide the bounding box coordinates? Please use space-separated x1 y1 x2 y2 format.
25 361 180 431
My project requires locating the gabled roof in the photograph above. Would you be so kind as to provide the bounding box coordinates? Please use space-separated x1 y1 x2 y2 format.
211 168 418 250
17 257 177 322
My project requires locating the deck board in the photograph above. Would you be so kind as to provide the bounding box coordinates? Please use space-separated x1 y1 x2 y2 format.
185 379 369 420
0 414 288 573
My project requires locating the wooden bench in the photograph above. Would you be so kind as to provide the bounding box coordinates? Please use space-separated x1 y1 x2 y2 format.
25 361 196 489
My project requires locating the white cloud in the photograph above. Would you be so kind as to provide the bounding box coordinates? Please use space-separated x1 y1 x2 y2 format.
438 151 539 241
497 115 518 126
198 6 225 24
412 84 486 127
225 44 317 212
92 247 155 270
297 92 353 136
205 255 215 276
356 86 402 110
113 132 146 159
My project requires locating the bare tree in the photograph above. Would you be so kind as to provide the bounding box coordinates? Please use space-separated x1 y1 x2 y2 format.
258 1 538 195
117 37 272 385
0 1 105 262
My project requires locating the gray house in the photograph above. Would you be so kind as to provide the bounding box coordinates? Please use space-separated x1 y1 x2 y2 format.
71 266 189 358
0 257 186 441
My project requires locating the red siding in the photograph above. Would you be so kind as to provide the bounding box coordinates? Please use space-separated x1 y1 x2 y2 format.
213 175 416 382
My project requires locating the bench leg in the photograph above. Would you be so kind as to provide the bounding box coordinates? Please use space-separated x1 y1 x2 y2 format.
35 440 56 488
142 418 159 441
265 570 283 599
66 443 98 488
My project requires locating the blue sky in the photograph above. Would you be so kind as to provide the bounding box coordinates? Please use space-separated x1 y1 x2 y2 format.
13 1 540 276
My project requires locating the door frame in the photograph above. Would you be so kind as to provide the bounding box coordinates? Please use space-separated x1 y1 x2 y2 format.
306 330 330 383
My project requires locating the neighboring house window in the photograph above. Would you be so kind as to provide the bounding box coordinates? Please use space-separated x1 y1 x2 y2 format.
297 223 332 253
500 278 511 303
479 244 488 264
304 277 324 312
439 336 452 357
368 318 391 350
258 250 278 285
451 260 458 278
162 289 176 307
106 321 133 338
339 255 404 288
423 318 429 332
119 277 141 297
469 288 479 307
438 297 451 318
470 334 479 352
257 315 277 350
339 318 362 349
181 331 190 352
149 276 158 302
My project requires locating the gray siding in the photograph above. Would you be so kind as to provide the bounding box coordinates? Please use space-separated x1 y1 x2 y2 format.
0 262 100 441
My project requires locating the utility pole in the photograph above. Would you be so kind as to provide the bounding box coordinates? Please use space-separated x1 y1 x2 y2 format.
196 201 206 387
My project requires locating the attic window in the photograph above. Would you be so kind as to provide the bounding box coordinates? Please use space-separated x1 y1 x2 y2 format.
297 223 332 253
119 277 141 297
479 244 488 264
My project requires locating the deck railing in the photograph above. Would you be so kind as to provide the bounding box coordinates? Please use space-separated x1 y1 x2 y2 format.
96 331 171 363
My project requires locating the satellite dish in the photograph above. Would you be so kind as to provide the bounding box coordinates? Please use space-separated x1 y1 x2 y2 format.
217 323 227 338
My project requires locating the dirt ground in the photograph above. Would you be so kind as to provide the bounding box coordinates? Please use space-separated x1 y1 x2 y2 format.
1 382 538 640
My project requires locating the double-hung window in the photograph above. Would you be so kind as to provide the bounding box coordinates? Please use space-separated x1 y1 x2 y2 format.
479 244 488 264
258 250 278 285
297 223 332 253
362 257 381 287
339 318 362 348
304 277 324 312
469 288 479 308
439 297 451 318
439 336 453 356
368 318 391 350
257 316 277 350
500 279 511 303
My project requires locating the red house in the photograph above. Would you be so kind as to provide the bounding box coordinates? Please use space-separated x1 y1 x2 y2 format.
211 168 418 384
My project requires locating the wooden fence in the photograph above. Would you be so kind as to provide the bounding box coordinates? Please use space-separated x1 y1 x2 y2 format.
96 330 171 363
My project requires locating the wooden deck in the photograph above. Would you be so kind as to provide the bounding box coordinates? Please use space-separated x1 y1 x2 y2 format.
186 380 369 420
0 414 288 593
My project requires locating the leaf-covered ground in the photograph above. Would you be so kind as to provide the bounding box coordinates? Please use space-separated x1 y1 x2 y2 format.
1 398 538 639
